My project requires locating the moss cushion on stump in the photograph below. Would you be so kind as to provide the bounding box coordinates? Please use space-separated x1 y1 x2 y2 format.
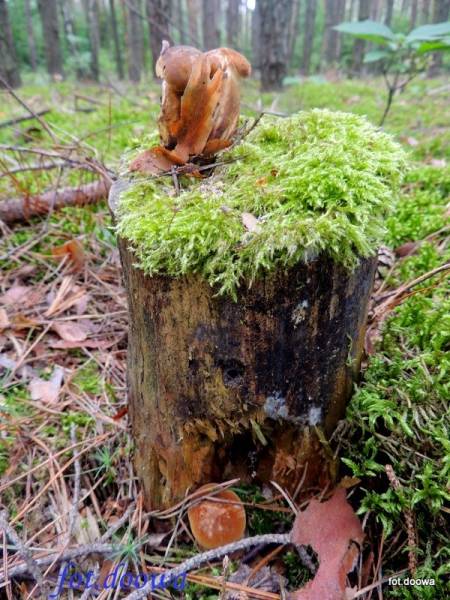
112 109 406 509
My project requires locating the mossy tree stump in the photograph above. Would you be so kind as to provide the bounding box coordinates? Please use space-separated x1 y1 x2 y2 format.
112 110 405 509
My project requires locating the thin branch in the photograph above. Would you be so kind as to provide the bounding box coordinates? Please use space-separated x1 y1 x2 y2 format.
0 510 49 597
0 109 51 130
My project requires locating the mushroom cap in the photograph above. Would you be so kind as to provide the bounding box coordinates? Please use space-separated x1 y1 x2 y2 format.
187 484 246 549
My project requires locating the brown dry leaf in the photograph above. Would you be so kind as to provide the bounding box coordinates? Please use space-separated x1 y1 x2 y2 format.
29 366 64 404
0 284 30 306
241 212 261 233
0 308 10 332
52 239 85 272
50 337 117 350
395 241 419 257
289 488 364 600
10 313 40 330
52 320 92 343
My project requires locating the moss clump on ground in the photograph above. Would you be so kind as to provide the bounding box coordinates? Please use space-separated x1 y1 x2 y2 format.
116 109 406 297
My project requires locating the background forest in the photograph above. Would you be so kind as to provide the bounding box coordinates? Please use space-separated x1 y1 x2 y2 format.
0 1 449 600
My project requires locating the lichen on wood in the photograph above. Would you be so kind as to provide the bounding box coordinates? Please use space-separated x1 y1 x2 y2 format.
117 109 406 298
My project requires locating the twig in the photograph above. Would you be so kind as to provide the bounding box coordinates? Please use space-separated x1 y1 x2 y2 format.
64 425 82 546
0 109 51 130
0 510 49 597
0 542 114 581
122 534 291 600
0 77 57 143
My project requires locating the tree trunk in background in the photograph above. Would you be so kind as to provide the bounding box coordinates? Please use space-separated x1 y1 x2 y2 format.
226 0 240 48
421 0 430 22
410 0 419 26
176 0 187 44
84 0 100 81
186 0 200 46
109 0 124 78
429 0 450 75
385 0 394 25
37 0 64 79
147 0 172 74
287 0 301 68
251 0 261 70
127 0 143 82
370 0 381 20
300 0 317 75
257 0 293 90
352 0 370 76
203 0 221 49
0 0 21 87
24 0 38 71
322 0 345 67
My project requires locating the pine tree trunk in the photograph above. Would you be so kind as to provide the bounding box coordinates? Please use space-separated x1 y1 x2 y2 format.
410 0 418 27
24 0 38 71
352 0 370 76
146 0 172 74
85 0 101 81
109 0 125 79
322 0 345 67
428 0 450 76
287 0 301 68
421 0 430 22
37 0 64 79
110 182 377 510
186 0 200 46
251 0 261 70
226 0 240 48
0 0 21 87
203 0 221 49
300 0 317 75
127 0 143 82
385 0 394 25
258 0 293 90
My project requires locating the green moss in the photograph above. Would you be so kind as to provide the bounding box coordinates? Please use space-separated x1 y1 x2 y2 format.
117 109 407 297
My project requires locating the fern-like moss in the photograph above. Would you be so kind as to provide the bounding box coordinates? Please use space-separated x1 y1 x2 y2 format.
116 109 407 297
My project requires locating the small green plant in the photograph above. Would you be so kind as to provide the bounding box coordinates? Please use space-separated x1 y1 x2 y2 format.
335 20 450 125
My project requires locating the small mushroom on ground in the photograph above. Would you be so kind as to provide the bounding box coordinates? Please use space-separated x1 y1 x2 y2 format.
187 484 246 549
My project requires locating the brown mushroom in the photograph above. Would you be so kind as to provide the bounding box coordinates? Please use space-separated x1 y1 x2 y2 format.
187 484 246 549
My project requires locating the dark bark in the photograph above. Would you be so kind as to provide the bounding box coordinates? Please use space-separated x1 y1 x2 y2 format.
109 0 125 79
421 0 430 22
24 0 38 71
300 0 317 75
410 0 419 27
0 0 21 88
111 181 376 509
287 0 301 67
146 0 172 74
127 0 143 82
385 0 394 25
257 0 294 90
251 0 261 69
202 0 221 49
84 0 101 81
226 0 240 48
37 0 64 79
428 0 450 76
322 0 346 67
351 0 370 76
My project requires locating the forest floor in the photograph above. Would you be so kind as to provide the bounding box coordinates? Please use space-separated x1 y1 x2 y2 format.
0 75 449 599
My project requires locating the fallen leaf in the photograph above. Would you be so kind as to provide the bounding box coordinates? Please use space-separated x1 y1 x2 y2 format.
52 320 91 343
430 158 446 167
395 241 419 257
0 285 29 306
0 308 10 331
50 337 117 350
241 212 261 233
406 136 419 147
29 366 64 404
52 239 85 272
289 488 364 600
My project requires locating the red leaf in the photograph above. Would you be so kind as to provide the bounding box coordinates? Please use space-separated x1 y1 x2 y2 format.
289 488 364 600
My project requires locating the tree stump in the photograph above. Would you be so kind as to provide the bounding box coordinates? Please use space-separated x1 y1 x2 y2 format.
111 181 376 509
